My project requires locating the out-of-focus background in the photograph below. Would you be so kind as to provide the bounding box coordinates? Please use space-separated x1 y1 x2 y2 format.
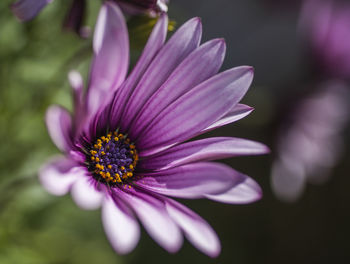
0 0 349 263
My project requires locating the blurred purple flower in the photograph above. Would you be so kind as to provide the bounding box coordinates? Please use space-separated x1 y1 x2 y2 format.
41 2 268 257
300 0 350 78
272 81 349 202
11 0 168 36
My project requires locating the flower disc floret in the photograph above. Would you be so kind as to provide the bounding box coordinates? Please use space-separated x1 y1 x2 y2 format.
87 131 139 186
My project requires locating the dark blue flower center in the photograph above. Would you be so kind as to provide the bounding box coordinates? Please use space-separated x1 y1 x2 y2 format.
87 131 138 186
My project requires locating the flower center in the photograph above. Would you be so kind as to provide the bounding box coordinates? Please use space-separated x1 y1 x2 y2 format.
86 131 138 186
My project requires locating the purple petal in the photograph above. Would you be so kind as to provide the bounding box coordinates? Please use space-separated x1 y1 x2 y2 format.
138 66 254 156
134 162 237 198
165 198 221 258
68 70 85 125
120 17 202 130
116 188 183 252
202 104 254 133
86 2 129 120
39 156 80 196
109 13 168 129
129 38 226 139
205 174 262 204
45 105 73 153
11 0 53 21
102 195 140 254
140 137 269 171
71 175 104 210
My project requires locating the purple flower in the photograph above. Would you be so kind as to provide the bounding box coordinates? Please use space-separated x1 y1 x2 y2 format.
41 2 268 257
300 0 350 78
271 81 349 202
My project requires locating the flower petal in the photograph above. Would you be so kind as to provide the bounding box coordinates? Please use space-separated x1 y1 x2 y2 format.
138 66 254 156
86 2 129 119
102 195 140 254
165 198 221 258
205 175 263 204
109 13 168 129
140 137 269 171
116 188 183 253
39 156 80 196
68 70 85 126
130 38 226 139
121 17 202 130
45 105 73 153
202 104 254 133
134 162 237 198
11 0 53 21
71 174 104 210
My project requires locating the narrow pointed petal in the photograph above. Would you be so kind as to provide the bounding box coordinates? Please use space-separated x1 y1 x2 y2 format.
140 137 269 171
138 66 254 156
205 174 262 204
11 0 52 21
45 105 73 153
116 188 183 252
68 70 85 124
202 104 254 133
130 39 226 139
121 17 202 130
134 162 237 198
102 195 140 254
71 175 104 210
109 14 168 128
39 157 80 196
87 2 129 118
165 198 221 258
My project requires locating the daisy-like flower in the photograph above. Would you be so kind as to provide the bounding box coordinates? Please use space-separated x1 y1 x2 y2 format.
271 81 349 202
300 0 350 78
11 0 168 36
41 2 268 257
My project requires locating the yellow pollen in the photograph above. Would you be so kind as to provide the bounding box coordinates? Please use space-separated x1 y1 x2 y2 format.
88 130 139 186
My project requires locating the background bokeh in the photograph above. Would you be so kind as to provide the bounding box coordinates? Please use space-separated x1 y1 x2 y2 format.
0 0 349 263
